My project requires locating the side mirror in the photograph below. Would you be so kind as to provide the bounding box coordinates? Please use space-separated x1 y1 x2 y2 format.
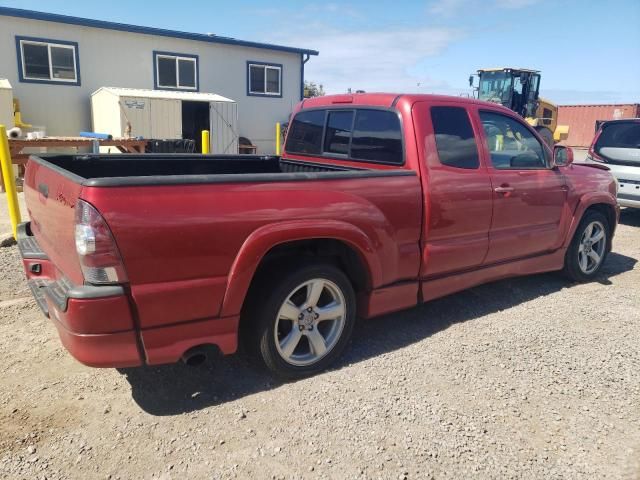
553 145 573 167
468 75 474 87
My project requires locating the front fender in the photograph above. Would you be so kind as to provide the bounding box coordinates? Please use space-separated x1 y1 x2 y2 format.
563 192 618 249
219 220 382 317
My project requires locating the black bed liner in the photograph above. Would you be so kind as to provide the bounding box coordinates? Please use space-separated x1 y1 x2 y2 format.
29 154 415 187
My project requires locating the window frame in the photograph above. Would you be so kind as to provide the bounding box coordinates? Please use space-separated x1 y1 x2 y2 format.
284 106 406 166
16 36 81 86
153 51 199 91
479 109 550 170
247 61 283 98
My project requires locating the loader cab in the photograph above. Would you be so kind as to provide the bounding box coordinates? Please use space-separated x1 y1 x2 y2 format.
474 68 541 119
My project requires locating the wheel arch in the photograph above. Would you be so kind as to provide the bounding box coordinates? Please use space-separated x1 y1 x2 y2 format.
219 220 381 318
564 194 618 249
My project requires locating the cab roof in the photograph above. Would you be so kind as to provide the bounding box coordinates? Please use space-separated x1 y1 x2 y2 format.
478 67 540 74
300 92 512 111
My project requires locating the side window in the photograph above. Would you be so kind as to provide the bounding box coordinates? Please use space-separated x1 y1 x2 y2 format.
430 106 479 169
479 111 547 169
285 110 325 154
324 111 353 155
351 110 403 164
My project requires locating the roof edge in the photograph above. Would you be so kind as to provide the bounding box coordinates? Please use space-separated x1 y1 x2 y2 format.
0 7 319 56
558 103 640 107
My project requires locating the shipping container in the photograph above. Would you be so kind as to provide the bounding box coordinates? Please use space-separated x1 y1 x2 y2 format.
0 78 13 129
91 87 238 154
557 104 640 148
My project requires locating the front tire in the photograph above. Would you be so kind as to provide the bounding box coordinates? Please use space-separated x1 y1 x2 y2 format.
563 210 610 282
244 263 356 380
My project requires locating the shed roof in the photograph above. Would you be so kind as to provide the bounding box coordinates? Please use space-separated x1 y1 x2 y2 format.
0 79 12 89
93 87 235 103
0 7 319 56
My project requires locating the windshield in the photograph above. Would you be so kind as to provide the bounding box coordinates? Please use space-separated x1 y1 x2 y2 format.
478 71 513 105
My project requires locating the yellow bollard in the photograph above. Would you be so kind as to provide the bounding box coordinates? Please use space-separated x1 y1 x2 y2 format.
0 125 22 239
201 130 210 154
275 122 281 156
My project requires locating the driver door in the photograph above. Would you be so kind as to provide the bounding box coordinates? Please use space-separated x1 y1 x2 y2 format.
478 110 568 264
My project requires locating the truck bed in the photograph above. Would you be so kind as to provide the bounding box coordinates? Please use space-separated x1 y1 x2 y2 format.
33 154 409 187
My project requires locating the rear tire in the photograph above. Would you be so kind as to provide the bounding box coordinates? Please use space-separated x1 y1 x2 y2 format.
243 263 356 380
563 210 610 282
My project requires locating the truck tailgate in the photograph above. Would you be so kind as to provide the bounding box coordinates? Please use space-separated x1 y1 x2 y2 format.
24 158 84 284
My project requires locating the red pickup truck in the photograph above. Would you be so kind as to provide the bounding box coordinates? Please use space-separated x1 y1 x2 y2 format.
19 93 619 379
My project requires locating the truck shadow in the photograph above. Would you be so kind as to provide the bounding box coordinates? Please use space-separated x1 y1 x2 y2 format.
619 208 640 227
119 251 636 416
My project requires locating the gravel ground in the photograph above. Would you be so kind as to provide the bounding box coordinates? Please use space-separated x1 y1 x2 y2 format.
0 208 639 480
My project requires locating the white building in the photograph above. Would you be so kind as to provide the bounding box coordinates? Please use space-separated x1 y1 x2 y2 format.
0 7 318 153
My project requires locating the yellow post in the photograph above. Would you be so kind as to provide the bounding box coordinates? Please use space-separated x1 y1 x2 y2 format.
275 122 281 156
0 125 22 239
201 130 210 154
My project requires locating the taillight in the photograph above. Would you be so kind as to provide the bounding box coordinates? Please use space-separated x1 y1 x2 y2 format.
74 199 128 284
588 128 606 163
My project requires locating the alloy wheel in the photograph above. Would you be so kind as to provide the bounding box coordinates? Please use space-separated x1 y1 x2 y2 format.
273 278 346 366
578 220 606 274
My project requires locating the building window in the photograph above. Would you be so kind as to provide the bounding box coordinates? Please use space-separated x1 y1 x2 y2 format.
154 52 198 91
247 62 282 97
16 36 80 85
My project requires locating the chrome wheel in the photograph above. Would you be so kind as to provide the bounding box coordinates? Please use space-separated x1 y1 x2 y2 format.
274 278 346 366
578 220 606 274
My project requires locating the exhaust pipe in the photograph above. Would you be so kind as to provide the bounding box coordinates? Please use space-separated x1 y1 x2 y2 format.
181 346 208 367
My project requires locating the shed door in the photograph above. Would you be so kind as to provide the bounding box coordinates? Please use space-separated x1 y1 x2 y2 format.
210 102 239 154
120 97 152 139
150 99 182 139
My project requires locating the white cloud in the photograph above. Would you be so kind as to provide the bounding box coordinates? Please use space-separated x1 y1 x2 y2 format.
494 0 539 8
272 25 464 94
427 0 540 16
428 0 466 16
542 88 640 105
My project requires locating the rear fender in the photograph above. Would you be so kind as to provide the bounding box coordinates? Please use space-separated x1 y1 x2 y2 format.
563 193 618 248
219 220 381 317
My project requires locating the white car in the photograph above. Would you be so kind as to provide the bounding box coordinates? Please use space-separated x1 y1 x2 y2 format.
587 119 640 209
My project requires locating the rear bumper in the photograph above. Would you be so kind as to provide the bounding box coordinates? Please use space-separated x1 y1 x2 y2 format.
19 222 239 368
19 222 143 367
619 197 640 209
587 160 640 209
50 313 142 368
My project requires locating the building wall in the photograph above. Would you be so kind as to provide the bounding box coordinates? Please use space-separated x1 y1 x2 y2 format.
0 80 13 128
557 104 640 148
0 16 304 153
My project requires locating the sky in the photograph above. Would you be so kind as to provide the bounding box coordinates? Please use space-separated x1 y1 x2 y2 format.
4 0 640 104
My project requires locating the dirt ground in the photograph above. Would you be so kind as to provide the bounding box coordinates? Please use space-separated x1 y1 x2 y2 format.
0 202 639 479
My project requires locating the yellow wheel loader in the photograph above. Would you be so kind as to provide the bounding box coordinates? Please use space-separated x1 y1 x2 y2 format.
469 67 569 146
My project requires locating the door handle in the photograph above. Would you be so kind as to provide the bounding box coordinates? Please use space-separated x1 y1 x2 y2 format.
494 186 514 194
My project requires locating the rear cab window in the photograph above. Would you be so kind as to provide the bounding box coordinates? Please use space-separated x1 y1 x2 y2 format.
430 106 480 169
594 121 640 164
285 110 325 154
285 108 404 165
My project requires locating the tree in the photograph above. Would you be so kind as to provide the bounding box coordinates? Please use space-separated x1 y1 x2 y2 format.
304 81 325 98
